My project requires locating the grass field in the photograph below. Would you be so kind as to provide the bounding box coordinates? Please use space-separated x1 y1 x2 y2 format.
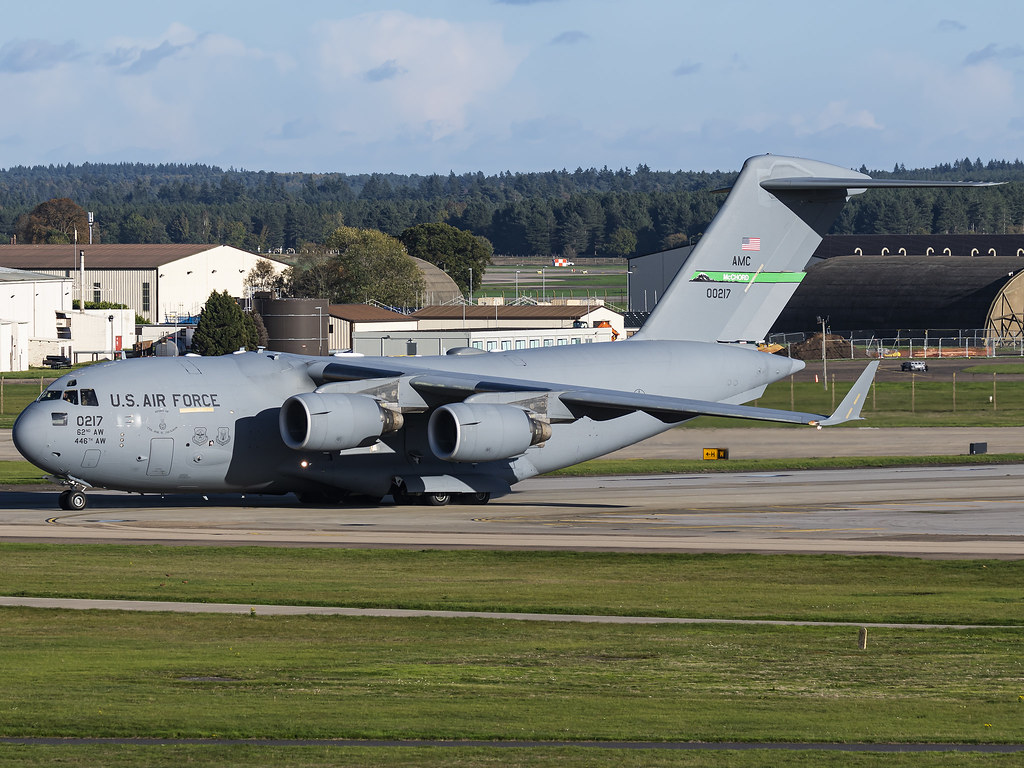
1 547 1023 765
4 546 1023 624
4 358 1024 765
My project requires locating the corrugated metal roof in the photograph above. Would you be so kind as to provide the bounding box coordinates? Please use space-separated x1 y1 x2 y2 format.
0 265 67 282
328 304 415 322
0 244 264 269
412 305 604 320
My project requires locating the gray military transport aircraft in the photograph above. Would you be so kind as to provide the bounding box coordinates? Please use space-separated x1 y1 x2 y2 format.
13 155 997 511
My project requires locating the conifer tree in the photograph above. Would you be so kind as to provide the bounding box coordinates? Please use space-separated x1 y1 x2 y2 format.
191 291 256 355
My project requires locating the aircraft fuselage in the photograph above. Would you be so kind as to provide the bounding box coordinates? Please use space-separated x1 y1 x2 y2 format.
13 340 801 502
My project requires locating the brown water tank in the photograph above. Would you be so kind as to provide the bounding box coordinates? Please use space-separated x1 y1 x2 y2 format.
255 298 327 355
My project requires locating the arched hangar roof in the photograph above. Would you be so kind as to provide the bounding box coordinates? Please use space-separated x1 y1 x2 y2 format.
412 257 462 304
773 255 1024 333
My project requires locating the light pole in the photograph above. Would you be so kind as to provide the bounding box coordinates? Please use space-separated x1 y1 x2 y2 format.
625 269 633 312
515 270 521 301
817 315 828 390
541 268 546 301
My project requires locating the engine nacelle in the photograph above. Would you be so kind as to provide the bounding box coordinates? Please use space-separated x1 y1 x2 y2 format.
279 392 403 452
428 402 552 463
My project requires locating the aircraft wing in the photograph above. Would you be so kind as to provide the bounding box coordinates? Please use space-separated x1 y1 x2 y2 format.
560 359 878 427
309 358 879 428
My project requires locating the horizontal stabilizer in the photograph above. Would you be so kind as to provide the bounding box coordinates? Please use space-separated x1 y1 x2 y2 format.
762 177 1004 191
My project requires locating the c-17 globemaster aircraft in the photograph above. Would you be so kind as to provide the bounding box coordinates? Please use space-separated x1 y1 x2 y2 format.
14 155 998 511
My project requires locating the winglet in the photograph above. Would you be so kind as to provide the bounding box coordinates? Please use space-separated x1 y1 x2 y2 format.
815 360 880 427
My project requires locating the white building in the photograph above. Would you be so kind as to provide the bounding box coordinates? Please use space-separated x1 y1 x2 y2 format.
0 244 287 324
353 325 615 356
411 304 625 338
0 266 72 371
328 304 418 352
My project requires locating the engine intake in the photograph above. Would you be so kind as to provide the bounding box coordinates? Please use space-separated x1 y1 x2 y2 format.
280 392 403 451
428 403 551 463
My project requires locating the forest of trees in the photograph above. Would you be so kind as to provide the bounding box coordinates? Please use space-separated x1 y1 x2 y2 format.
3 157 1024 258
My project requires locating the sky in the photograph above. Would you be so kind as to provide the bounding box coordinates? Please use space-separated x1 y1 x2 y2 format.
1 0 1023 175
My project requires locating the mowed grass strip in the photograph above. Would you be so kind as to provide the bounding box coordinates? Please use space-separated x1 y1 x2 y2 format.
547 454 1024 475
2 546 1022 625
1 609 1021 745
0 748 1019 768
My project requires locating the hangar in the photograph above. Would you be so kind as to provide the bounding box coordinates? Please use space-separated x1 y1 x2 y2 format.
773 254 1024 335
631 235 1024 338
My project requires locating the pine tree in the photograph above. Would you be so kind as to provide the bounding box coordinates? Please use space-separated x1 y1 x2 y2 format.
191 291 256 355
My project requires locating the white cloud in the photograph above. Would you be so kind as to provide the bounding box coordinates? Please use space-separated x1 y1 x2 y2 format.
795 101 883 135
314 11 525 141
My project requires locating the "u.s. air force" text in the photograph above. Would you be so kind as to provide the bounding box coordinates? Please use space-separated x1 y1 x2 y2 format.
109 393 221 408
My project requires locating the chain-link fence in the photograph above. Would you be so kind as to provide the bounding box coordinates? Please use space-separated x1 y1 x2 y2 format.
765 330 1024 359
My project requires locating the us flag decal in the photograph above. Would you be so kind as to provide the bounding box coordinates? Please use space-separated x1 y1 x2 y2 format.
741 237 761 251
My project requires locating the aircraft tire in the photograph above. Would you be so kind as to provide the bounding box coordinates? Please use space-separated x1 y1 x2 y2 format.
59 490 87 511
423 492 452 506
458 492 491 505
391 488 416 506
296 490 349 506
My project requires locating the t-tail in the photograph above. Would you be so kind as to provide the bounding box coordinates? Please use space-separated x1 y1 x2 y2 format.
632 154 1001 344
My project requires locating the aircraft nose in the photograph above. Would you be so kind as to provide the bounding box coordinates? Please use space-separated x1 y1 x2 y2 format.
12 404 61 472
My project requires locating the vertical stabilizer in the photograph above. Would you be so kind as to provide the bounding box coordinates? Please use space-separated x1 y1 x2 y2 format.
632 155 869 343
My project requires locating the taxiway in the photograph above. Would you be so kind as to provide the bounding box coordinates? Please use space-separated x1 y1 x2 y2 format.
2 463 1023 558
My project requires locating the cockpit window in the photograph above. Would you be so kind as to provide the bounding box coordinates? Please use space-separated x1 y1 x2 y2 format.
62 389 79 405
80 389 99 407
37 390 62 402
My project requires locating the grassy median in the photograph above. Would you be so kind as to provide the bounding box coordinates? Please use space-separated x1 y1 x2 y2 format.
1 547 1023 765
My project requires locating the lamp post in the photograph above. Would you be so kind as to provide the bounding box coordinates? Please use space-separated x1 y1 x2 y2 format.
625 269 633 312
315 306 323 355
817 315 828 390
515 270 521 301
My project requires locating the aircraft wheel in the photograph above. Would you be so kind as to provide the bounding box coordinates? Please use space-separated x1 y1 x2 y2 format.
297 490 349 506
423 492 452 507
391 488 416 506
458 492 491 505
59 490 87 511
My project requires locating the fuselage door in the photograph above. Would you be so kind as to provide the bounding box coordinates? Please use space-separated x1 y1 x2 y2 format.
146 438 174 476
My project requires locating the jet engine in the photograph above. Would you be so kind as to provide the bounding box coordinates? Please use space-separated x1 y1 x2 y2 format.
280 392 403 451
427 402 552 463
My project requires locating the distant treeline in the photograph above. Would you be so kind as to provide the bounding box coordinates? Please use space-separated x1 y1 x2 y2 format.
1 157 1022 257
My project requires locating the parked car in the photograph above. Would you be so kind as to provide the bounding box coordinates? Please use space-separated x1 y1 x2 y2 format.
900 360 928 372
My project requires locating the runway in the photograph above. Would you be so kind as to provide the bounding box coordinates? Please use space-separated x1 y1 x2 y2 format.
3 463 1024 557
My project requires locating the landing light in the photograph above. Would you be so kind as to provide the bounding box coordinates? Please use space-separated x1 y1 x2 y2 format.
300 460 310 469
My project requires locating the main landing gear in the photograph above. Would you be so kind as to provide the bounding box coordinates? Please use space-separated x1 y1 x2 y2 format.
58 489 88 511
396 490 491 507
